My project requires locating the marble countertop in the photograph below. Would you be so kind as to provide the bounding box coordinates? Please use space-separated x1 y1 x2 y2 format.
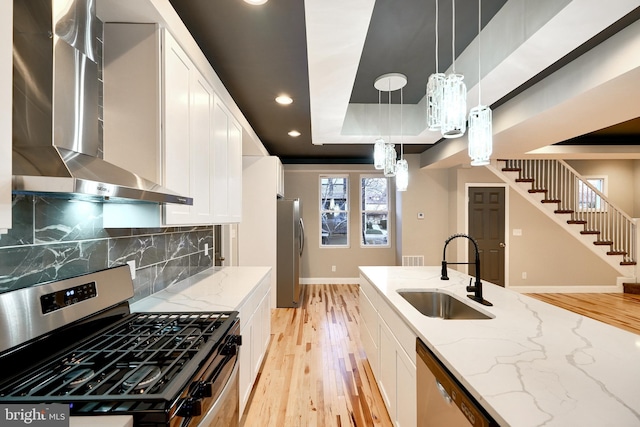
359 266 640 427
130 266 271 313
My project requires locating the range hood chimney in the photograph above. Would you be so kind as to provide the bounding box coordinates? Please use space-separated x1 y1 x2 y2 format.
12 0 192 205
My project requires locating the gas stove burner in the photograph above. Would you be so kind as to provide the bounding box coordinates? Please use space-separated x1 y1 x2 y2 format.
175 327 201 342
123 365 162 391
64 368 95 388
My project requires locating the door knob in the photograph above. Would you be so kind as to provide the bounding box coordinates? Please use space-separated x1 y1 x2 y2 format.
499 242 506 248
218 256 226 261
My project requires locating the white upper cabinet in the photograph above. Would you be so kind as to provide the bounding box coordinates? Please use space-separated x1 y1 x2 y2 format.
0 3 12 233
103 24 241 226
212 97 242 223
162 29 215 225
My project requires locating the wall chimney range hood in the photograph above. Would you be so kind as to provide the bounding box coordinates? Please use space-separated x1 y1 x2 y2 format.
12 0 193 205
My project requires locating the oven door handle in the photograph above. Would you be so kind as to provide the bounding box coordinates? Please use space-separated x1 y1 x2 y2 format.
197 357 239 426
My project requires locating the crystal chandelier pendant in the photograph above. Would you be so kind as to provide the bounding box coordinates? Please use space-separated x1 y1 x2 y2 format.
441 73 467 138
395 158 408 191
373 138 386 169
468 105 492 166
426 73 445 131
384 143 396 177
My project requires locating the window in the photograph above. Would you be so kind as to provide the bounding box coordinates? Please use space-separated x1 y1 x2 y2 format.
320 176 349 247
577 177 607 211
361 176 389 246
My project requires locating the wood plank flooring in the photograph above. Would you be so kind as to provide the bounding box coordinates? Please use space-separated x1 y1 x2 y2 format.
241 284 392 427
527 293 640 335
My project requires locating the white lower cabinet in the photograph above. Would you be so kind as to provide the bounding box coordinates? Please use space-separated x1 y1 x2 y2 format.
360 275 417 427
238 275 271 417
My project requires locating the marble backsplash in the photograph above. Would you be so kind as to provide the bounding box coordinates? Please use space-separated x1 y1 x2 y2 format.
0 195 214 302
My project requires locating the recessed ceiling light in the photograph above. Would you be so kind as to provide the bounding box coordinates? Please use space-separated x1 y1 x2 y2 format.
288 130 301 137
244 0 268 5
275 95 293 105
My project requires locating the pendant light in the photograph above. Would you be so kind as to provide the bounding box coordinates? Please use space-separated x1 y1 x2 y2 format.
468 0 492 166
373 90 386 169
396 85 408 191
374 73 407 179
383 75 396 177
441 0 467 139
426 0 445 131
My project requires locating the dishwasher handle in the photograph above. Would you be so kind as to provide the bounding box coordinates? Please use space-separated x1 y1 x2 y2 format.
436 379 453 404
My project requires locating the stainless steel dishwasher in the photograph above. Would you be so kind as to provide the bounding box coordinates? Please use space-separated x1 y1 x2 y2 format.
417 338 498 427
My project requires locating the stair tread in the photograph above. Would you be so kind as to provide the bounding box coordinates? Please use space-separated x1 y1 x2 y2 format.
555 210 574 214
516 178 534 182
607 251 627 255
528 189 547 193
594 241 614 245
580 230 601 235
502 168 521 172
542 199 561 203
621 261 637 266
567 220 587 224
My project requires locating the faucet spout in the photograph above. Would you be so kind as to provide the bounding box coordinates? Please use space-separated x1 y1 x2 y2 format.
440 233 493 306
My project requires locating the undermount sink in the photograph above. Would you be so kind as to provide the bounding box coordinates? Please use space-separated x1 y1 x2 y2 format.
397 289 493 320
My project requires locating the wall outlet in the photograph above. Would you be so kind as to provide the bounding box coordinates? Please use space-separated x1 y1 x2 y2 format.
331 265 336 272
417 212 425 220
522 272 527 279
513 228 522 236
204 243 209 254
127 260 136 280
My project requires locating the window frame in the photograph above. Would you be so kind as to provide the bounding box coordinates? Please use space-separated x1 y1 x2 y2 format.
577 176 608 212
319 175 350 248
360 175 390 248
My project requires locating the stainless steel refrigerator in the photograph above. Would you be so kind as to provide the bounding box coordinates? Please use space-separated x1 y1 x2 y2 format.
277 198 305 307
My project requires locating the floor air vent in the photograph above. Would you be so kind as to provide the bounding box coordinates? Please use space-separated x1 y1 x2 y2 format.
402 255 424 266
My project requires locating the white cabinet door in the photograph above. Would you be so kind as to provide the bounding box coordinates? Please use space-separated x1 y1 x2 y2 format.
213 97 242 223
0 2 12 233
189 74 215 223
162 31 192 225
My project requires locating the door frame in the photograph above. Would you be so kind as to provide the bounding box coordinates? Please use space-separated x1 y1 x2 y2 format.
464 183 510 288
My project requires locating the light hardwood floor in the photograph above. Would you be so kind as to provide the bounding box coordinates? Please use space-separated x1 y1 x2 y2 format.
527 292 640 335
241 284 392 427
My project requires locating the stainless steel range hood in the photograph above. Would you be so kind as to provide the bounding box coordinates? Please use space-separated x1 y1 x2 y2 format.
12 0 192 205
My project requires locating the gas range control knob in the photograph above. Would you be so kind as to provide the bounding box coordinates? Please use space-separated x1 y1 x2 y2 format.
194 381 212 398
177 397 202 417
221 335 242 356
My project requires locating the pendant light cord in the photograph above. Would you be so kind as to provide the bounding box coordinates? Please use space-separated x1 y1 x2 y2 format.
478 0 482 104
451 0 456 74
378 89 382 137
435 0 439 73
400 87 404 160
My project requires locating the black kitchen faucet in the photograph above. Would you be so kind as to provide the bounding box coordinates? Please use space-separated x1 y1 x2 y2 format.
441 233 493 306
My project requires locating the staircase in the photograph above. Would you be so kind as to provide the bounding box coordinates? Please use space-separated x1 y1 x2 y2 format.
488 159 638 285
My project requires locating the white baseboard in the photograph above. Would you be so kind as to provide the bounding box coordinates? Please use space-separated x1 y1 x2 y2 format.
510 284 623 293
301 277 359 285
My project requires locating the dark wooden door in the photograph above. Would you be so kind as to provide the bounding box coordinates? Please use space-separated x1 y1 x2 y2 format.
468 187 505 286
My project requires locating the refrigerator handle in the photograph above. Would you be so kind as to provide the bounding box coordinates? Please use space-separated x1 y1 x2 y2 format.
299 218 305 256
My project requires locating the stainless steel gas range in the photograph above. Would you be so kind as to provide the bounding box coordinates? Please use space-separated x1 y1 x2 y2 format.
0 266 241 427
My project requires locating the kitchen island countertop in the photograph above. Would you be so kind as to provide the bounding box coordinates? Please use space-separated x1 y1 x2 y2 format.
359 266 640 427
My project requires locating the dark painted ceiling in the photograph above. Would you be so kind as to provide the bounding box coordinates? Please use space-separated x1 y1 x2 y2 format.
168 0 640 163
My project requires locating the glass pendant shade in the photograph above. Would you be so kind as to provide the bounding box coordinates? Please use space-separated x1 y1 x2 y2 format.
373 138 386 169
395 159 408 191
426 73 445 131
384 144 396 177
441 73 467 138
468 105 492 166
